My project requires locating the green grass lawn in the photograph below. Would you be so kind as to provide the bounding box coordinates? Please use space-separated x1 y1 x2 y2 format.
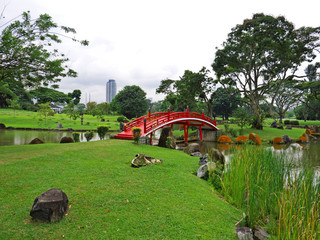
0 140 241 239
0 109 121 131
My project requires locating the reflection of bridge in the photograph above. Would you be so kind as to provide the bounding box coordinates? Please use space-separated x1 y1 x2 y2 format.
115 109 218 144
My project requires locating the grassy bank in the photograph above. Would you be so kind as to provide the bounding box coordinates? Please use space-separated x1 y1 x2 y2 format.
214 146 320 239
0 109 120 131
0 140 241 239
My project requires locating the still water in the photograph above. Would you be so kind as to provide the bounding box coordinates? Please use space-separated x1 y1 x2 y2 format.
198 141 320 167
0 129 107 146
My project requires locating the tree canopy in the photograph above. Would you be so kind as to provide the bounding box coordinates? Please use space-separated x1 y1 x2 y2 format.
111 85 148 119
0 11 88 106
212 13 320 129
156 67 215 116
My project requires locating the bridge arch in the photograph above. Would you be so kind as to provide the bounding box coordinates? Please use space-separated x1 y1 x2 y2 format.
115 110 219 143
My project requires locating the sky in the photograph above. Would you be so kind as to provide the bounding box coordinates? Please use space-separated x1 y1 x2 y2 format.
1 0 320 104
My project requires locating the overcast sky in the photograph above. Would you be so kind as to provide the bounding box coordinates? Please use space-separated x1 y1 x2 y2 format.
2 0 320 103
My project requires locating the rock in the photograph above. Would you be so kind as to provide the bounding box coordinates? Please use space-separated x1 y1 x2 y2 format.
101 118 105 122
190 152 202 157
0 123 5 129
210 148 225 167
29 138 44 144
158 126 176 149
183 143 200 154
60 136 74 143
310 125 319 133
57 122 63 128
282 135 292 144
30 188 68 222
197 162 216 179
131 154 162 168
270 121 277 128
253 227 270 240
236 227 253 240
199 154 209 165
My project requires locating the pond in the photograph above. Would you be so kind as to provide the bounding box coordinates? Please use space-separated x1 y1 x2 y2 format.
0 129 108 146
197 141 320 168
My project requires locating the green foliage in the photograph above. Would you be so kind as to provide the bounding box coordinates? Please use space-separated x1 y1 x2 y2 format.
84 131 94 142
232 108 251 129
7 99 21 118
156 67 215 116
37 102 54 125
96 102 110 115
229 128 238 137
72 132 80 142
117 116 126 122
165 136 172 148
97 125 109 140
132 127 141 144
30 87 69 104
220 146 320 238
224 124 230 132
212 13 320 129
68 89 81 105
111 85 148 119
211 87 241 120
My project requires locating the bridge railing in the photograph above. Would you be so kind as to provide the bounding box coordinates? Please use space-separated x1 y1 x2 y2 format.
124 110 216 134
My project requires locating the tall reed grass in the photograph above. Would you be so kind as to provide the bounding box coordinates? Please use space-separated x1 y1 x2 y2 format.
214 145 319 239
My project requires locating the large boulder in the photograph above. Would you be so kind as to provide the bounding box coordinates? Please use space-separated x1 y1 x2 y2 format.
60 136 74 143
158 126 176 149
183 143 200 154
131 154 162 168
199 154 209 165
210 148 225 167
29 138 44 144
270 121 277 128
30 188 68 222
236 227 253 240
197 162 216 179
282 135 292 144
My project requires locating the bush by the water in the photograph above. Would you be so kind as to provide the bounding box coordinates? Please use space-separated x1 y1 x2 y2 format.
97 125 108 140
72 132 80 142
84 131 94 142
132 127 141 144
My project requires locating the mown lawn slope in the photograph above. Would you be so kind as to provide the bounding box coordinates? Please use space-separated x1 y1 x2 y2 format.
0 140 241 239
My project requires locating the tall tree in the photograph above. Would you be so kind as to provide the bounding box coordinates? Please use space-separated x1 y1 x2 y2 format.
68 89 82 105
212 13 320 129
156 67 215 116
211 87 242 120
0 11 88 105
111 85 148 119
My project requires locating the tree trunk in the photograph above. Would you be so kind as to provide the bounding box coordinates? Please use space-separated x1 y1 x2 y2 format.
250 99 263 130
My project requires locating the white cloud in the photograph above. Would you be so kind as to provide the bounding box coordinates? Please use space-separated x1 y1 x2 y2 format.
1 0 320 103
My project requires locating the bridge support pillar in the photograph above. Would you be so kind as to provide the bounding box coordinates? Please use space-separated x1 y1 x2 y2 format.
198 129 222 142
199 126 203 141
184 125 189 143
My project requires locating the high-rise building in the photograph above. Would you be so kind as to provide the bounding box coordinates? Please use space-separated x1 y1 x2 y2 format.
106 79 116 103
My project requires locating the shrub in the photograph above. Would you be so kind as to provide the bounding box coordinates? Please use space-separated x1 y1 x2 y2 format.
217 135 232 143
234 136 248 144
273 137 284 144
249 133 262 145
165 137 172 149
97 125 109 140
229 128 238 137
238 128 244 136
132 127 141 144
298 136 308 142
72 132 80 142
84 131 94 142
284 120 290 125
224 124 230 132
117 116 126 122
290 120 299 126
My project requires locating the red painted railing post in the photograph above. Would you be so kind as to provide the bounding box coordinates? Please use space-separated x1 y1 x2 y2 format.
168 107 171 121
144 117 146 133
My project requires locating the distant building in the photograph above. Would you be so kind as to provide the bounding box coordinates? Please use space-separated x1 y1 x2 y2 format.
106 79 117 103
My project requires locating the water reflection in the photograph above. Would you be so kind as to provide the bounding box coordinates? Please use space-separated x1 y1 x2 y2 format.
196 141 320 167
0 129 106 146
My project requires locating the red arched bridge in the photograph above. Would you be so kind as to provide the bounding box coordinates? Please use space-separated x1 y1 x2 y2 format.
115 109 218 144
